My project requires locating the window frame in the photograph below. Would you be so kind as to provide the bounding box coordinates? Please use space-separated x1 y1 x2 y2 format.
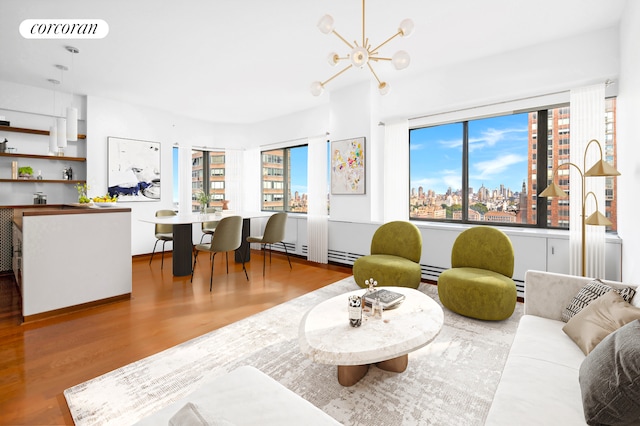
408 99 617 232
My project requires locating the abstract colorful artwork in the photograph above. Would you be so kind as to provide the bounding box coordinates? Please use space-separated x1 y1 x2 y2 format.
331 137 365 194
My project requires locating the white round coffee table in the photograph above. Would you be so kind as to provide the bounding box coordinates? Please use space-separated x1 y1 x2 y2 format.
299 286 444 386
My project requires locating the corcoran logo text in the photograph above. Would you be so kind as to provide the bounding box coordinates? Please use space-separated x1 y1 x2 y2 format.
20 19 109 39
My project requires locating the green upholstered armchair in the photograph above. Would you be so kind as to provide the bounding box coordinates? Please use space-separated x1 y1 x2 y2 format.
437 226 517 321
352 221 422 289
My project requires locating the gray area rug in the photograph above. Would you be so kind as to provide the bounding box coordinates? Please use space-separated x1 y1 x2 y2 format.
64 277 523 425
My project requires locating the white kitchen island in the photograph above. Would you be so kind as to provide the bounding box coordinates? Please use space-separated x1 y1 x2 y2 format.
12 204 132 322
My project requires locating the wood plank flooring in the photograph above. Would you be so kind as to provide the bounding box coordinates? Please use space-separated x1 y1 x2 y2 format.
0 251 352 425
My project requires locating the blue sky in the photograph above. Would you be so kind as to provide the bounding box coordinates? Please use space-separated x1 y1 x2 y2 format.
410 113 530 195
289 145 308 195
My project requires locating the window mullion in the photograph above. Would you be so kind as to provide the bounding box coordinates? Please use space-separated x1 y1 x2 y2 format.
462 121 469 222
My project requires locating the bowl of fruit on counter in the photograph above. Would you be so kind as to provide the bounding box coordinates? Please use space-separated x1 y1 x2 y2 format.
92 194 119 207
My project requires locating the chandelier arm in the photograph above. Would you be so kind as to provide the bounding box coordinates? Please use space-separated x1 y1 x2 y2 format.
366 62 382 85
322 64 354 86
370 30 402 53
331 30 354 49
362 0 365 47
370 57 391 62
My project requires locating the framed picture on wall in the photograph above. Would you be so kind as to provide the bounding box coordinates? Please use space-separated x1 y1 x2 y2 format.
107 137 161 201
331 137 366 195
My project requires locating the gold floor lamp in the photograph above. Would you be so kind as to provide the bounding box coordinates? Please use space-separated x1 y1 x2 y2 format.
539 139 621 277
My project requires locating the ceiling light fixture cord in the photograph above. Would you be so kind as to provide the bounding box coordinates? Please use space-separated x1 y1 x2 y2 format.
311 0 413 96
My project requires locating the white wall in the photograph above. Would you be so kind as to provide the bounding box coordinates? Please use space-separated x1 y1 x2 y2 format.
617 0 640 283
86 95 247 255
377 26 620 123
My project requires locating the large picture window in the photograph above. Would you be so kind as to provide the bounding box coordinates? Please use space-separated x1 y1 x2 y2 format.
409 99 617 230
261 145 308 213
191 150 225 212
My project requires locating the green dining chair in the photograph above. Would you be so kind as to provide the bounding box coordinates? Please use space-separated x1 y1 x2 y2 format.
246 212 292 276
191 215 248 291
199 207 220 244
149 209 176 269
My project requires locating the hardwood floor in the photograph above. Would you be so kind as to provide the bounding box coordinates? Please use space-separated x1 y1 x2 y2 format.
0 251 352 425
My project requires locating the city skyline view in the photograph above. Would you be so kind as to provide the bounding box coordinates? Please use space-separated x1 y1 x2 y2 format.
409 113 530 196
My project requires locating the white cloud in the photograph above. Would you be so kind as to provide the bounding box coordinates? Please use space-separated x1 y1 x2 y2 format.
472 153 527 180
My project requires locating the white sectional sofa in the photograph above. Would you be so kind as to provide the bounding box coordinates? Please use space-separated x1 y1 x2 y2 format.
485 270 640 425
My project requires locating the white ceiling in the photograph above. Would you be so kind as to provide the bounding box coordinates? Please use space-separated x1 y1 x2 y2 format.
0 0 628 124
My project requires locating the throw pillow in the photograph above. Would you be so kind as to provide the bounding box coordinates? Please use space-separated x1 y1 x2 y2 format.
579 320 640 425
562 290 640 355
168 402 235 426
561 279 636 323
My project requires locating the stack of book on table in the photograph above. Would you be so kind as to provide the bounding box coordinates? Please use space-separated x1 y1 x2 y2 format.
364 289 405 310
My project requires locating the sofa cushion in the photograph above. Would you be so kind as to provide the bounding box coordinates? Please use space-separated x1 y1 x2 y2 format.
168 402 234 426
562 279 636 322
485 315 586 425
562 291 640 355
579 320 640 425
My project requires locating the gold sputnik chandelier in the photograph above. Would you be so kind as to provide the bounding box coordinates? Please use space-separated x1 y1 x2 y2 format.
310 0 414 96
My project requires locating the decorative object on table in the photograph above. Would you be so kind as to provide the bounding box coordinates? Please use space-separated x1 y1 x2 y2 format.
348 295 362 327
364 288 405 310
18 166 33 179
66 166 73 180
364 278 378 295
539 138 621 277
221 199 230 210
196 191 210 213
75 183 90 204
62 167 69 180
108 136 161 201
331 137 365 194
363 277 377 315
310 0 413 96
11 161 18 179
0 138 7 152
37 170 43 180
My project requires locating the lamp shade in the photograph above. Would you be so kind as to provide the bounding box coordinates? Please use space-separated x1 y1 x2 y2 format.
585 159 621 177
66 106 78 141
398 19 414 37
49 125 57 155
350 46 369 68
56 117 67 148
392 50 410 70
310 81 324 97
585 210 612 226
378 82 390 95
317 15 334 34
327 52 339 66
539 182 568 198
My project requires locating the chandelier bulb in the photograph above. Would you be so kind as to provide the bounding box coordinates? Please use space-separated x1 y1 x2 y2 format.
350 46 369 68
310 81 324 97
392 50 411 70
317 15 335 34
399 19 414 37
327 52 340 66
378 82 390 95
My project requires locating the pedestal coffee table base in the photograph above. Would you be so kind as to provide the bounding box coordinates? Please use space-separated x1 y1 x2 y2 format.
337 354 409 387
